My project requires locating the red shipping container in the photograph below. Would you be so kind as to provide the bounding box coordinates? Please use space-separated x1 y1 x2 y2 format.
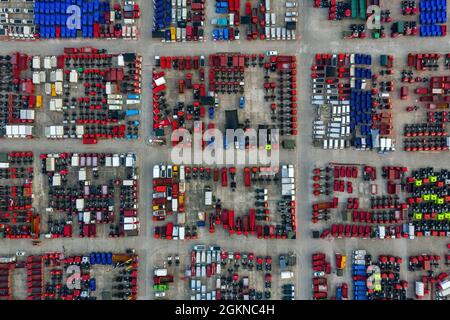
116 69 124 80
229 0 235 12
234 11 240 26
191 3 204 10
249 208 256 234
245 2 251 15
233 55 239 67
228 210 235 234
222 209 229 229
235 0 240 12
93 23 100 37
186 26 193 40
166 223 173 240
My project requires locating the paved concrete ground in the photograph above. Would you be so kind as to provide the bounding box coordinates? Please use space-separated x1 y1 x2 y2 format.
1 1 450 300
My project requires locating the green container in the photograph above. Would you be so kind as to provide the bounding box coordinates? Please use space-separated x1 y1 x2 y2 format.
0 153 8 162
351 0 358 19
359 0 366 20
153 128 165 137
153 284 169 291
282 140 296 150
393 21 404 34
342 211 349 222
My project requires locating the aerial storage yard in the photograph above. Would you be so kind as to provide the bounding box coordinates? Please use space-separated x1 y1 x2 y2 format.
1 0 450 303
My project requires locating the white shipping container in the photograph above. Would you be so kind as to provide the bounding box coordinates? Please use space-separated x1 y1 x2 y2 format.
124 223 138 231
44 57 51 69
172 198 178 212
177 212 186 225
71 155 79 167
154 269 168 276
438 287 450 297
55 82 63 95
79 169 86 181
432 88 443 94
76 126 84 138
39 71 46 83
153 165 160 178
124 217 138 224
118 55 125 66
76 199 85 210
126 99 139 105
123 180 134 186
180 166 185 181
287 165 294 178
179 227 185 240
329 133 341 139
56 69 64 82
69 70 78 83
52 174 61 186
50 56 57 68
154 77 166 87
49 99 63 111
0 163 10 169
107 99 122 105
379 226 386 239
125 154 135 167
172 226 179 239
333 139 339 149
44 83 51 95
112 156 120 167
32 56 40 69
440 279 450 291
83 212 91 224
281 271 294 279
32 72 40 84
20 109 35 120
204 189 213 206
